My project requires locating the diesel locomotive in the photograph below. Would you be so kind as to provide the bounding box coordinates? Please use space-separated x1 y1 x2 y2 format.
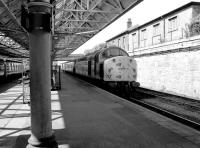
62 46 139 96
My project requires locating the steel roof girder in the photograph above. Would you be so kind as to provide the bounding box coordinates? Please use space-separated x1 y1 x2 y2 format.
55 8 121 14
59 19 108 23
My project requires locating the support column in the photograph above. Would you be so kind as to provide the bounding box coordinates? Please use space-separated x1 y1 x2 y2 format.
27 1 57 148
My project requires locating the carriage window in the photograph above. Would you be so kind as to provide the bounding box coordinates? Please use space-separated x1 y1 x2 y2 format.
101 51 110 59
95 54 99 63
0 62 4 71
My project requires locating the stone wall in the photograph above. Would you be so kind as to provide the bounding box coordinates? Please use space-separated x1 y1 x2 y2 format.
134 35 200 100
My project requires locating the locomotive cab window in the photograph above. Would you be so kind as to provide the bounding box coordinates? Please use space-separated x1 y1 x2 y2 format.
119 49 128 56
101 48 128 61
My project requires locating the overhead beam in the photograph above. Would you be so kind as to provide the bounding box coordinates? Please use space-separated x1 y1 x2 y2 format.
54 0 143 54
115 0 124 10
55 0 105 46
74 0 85 10
60 19 108 23
0 26 25 33
55 8 121 14
56 26 98 30
87 0 90 9
55 29 98 34
54 48 74 51
0 0 27 33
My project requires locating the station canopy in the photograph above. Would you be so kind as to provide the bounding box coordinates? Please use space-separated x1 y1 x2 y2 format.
0 0 142 60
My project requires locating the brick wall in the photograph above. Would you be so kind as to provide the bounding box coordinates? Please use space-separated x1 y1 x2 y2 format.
135 35 200 100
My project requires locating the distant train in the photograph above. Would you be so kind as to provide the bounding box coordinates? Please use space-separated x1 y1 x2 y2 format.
0 58 29 82
62 46 139 96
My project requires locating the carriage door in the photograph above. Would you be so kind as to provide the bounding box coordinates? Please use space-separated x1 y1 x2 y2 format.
4 61 7 77
94 54 99 76
73 61 76 73
88 60 91 76
99 63 104 80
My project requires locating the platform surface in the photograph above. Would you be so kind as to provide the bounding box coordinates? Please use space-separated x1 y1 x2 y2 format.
0 73 200 148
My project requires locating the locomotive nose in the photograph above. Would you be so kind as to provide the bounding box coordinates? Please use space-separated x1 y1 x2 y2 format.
104 56 137 82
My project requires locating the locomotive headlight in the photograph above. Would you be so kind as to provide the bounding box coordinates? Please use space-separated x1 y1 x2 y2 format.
131 81 140 87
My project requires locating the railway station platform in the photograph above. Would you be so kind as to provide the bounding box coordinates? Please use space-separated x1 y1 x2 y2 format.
0 73 200 148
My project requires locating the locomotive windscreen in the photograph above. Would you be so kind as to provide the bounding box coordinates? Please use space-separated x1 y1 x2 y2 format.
102 48 128 59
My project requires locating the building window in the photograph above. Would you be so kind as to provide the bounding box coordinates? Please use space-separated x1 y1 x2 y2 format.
115 40 117 46
123 36 126 49
153 23 160 36
140 29 147 47
168 16 177 32
153 23 161 44
141 29 147 40
132 33 137 49
118 38 120 47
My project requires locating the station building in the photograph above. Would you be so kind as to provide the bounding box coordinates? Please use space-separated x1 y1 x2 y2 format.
107 1 200 100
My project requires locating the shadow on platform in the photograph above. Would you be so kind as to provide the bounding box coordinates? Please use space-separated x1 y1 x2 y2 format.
0 81 20 94
3 73 200 148
1 113 69 148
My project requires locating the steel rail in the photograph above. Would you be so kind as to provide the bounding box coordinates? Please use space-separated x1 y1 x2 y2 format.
130 97 200 131
135 87 200 110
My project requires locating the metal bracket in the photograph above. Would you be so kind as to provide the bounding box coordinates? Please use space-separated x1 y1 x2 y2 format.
22 1 52 32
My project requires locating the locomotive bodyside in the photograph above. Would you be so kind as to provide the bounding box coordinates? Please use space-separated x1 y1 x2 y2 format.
62 62 74 73
75 60 88 76
0 60 5 76
69 46 138 82
62 46 139 97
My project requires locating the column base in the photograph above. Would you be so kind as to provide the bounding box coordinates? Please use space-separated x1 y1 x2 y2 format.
26 134 58 148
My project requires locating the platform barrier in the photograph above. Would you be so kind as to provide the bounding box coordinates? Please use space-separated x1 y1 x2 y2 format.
22 75 30 104
51 65 61 90
21 65 61 104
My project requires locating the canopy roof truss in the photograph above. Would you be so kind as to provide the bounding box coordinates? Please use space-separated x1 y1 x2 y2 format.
0 0 142 59
54 0 142 58
0 0 29 58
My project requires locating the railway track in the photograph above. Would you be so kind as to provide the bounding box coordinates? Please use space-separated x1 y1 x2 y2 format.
131 87 200 131
135 87 200 111
100 84 200 131
130 96 200 131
